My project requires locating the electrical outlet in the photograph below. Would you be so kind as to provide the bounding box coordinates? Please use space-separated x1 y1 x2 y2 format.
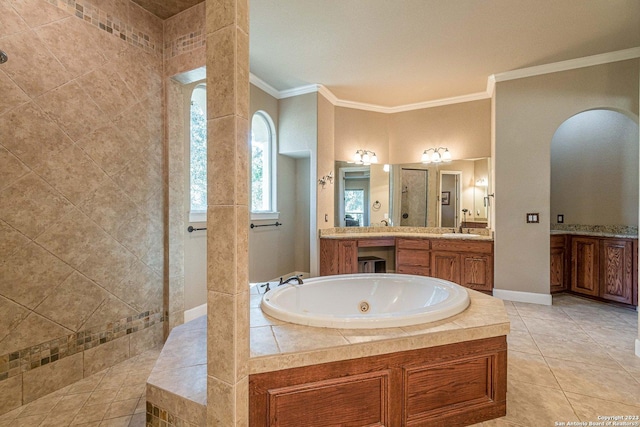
526 213 539 223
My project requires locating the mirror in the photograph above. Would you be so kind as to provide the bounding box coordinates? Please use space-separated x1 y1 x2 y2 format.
335 161 390 227
335 158 490 228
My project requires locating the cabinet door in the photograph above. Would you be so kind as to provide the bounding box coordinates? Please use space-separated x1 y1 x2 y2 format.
571 237 599 296
600 239 633 304
431 252 461 284
461 254 493 292
338 240 358 274
550 247 566 293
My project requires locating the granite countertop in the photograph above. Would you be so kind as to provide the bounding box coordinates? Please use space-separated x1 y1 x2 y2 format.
320 226 493 241
550 230 638 238
550 224 638 239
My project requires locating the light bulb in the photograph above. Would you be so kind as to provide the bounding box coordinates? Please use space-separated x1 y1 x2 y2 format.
442 149 452 162
362 152 370 164
432 151 441 163
370 153 378 163
353 151 362 163
421 150 430 163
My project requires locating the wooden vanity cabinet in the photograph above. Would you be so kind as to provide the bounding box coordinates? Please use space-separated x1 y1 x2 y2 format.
321 236 494 292
319 239 358 275
550 234 568 293
569 236 637 305
600 238 635 305
571 237 600 297
395 238 430 276
431 240 493 292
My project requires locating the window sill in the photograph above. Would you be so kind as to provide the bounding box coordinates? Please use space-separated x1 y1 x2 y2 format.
189 211 207 223
251 211 280 221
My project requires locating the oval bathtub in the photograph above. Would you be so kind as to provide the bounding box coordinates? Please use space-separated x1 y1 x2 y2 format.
260 273 470 329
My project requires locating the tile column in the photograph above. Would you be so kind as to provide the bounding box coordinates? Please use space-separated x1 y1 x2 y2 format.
205 0 250 425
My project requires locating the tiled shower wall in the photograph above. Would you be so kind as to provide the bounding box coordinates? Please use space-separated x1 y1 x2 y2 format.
164 2 206 331
0 0 165 414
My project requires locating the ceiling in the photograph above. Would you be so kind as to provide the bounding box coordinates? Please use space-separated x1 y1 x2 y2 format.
142 0 640 108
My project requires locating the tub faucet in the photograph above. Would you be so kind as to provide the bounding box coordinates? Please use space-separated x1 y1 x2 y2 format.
280 275 304 286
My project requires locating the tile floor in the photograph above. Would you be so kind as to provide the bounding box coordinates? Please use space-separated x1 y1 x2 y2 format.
0 294 638 427
473 294 640 426
0 347 161 427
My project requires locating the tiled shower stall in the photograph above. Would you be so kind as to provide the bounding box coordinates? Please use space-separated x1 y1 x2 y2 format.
0 0 206 414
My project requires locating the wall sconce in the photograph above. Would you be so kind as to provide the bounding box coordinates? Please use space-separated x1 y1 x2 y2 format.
353 149 378 165
318 171 334 188
476 177 488 186
421 147 451 164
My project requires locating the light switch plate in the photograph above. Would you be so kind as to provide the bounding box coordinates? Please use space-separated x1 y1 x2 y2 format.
526 213 539 223
557 214 564 223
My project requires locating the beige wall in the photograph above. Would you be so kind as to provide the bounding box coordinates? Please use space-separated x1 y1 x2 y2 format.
334 107 390 163
249 86 301 281
0 0 164 411
551 109 639 226
279 93 318 274
494 59 639 296
334 99 491 165
318 94 336 232
389 99 491 164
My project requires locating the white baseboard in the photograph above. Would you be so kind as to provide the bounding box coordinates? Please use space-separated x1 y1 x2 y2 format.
492 289 552 306
636 338 640 358
184 303 207 323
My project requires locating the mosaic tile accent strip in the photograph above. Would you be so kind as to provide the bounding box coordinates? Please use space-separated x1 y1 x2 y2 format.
551 223 638 237
0 310 163 382
146 402 199 427
44 0 161 56
164 30 206 60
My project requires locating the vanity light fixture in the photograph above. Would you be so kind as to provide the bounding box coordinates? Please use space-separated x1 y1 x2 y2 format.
476 177 488 186
353 149 378 165
421 147 451 164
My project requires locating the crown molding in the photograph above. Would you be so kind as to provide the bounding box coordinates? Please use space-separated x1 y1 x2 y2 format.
279 84 322 99
249 73 280 99
493 46 640 83
250 47 640 114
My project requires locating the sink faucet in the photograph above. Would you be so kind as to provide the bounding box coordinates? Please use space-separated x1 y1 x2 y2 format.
279 274 304 286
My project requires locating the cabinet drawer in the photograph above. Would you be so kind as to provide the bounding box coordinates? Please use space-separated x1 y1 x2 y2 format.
396 248 430 267
397 265 430 276
551 234 567 249
358 238 395 247
431 239 493 254
397 238 430 251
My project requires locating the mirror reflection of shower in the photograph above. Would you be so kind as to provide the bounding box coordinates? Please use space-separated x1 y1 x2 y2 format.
400 168 428 227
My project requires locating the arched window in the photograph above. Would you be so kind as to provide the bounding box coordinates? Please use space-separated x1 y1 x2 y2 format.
189 83 207 221
251 111 277 217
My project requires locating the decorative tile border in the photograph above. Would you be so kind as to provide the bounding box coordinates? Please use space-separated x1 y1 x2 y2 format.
44 0 161 56
164 30 206 60
146 401 199 427
0 310 163 382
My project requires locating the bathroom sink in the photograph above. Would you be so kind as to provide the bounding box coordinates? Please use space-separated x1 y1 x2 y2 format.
441 233 481 238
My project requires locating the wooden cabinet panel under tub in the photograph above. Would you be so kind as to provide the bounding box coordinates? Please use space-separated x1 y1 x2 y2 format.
249 336 507 427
